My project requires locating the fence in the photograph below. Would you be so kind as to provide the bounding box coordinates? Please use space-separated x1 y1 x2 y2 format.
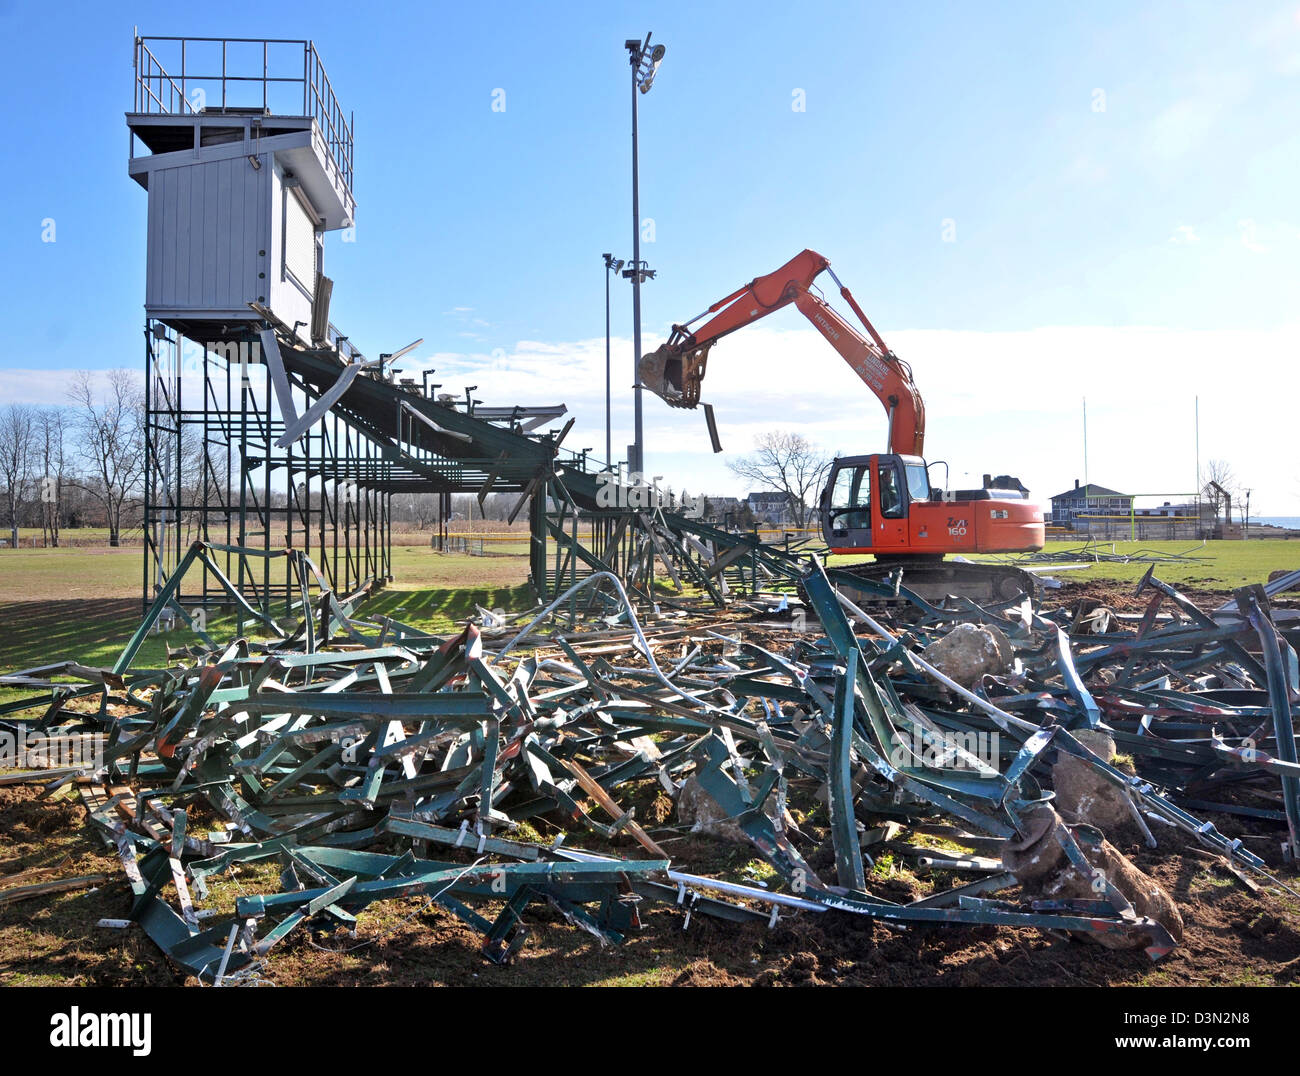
0 532 146 550
1056 514 1210 541
437 534 530 556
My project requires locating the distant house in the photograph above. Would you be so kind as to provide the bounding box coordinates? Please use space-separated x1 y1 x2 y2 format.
702 496 744 524
1049 480 1133 527
746 491 799 525
1133 501 1197 518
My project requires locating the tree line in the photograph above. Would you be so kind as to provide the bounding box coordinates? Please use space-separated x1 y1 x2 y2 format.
1 383 837 551
0 370 145 547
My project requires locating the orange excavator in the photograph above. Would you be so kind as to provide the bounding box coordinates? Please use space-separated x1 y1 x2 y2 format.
638 249 1046 601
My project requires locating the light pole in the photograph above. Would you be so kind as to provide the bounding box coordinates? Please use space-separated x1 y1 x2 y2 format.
602 253 624 471
625 32 665 477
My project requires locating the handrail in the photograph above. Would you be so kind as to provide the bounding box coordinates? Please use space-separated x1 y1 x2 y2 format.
132 35 354 190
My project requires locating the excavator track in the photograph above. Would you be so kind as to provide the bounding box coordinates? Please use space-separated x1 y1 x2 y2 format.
826 559 1039 616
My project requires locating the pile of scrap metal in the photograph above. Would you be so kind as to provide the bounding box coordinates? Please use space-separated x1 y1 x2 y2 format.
2 541 1298 984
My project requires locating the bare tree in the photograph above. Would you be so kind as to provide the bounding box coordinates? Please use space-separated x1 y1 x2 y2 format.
446 492 518 523
36 408 67 547
727 431 831 527
67 370 146 546
168 423 213 545
408 493 438 530
1201 458 1237 525
0 404 35 548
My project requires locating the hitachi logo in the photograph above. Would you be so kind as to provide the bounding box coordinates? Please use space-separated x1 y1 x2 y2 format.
49 1007 151 1056
813 314 840 341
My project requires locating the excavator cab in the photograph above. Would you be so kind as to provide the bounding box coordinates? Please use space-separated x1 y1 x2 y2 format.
821 452 1045 563
820 454 931 552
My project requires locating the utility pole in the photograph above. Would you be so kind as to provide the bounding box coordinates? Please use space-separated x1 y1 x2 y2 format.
630 54 643 476
624 33 665 477
1082 396 1089 497
1194 395 1200 494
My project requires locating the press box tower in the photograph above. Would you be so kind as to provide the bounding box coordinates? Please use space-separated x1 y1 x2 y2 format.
126 36 390 619
128 35 355 342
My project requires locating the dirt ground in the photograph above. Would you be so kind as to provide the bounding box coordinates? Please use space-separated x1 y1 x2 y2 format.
1057 579 1271 613
4 567 1299 987
4 770 1299 987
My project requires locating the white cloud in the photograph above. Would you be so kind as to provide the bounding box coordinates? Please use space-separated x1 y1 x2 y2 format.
1146 72 1252 161
0 367 123 405
5 324 1297 514
1238 218 1266 253
406 324 1300 514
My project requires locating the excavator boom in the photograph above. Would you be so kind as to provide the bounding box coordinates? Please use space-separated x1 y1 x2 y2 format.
638 248 925 457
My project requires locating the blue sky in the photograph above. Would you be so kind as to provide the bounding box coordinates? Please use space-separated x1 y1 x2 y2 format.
3 0 1298 512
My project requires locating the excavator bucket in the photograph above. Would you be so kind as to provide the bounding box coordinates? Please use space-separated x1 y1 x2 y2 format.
637 343 709 409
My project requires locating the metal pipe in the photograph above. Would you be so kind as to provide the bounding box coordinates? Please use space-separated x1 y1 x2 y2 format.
491 570 724 712
831 588 1040 734
555 847 828 913
1245 597 1300 856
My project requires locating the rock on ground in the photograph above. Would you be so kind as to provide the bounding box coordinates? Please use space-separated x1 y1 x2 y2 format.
676 776 746 842
1053 728 1133 831
1002 805 1183 948
920 622 1013 688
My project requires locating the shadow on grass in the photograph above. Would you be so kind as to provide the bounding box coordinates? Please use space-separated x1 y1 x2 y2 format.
363 582 536 634
0 578 538 685
0 599 148 674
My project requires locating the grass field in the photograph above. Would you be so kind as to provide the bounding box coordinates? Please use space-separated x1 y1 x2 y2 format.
1006 539 1299 588
0 539 1294 680
0 545 530 705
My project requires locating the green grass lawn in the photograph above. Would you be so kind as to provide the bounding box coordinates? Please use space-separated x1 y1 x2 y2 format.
0 545 146 601
366 546 533 634
1000 538 1298 588
2 538 1293 691
0 546 532 710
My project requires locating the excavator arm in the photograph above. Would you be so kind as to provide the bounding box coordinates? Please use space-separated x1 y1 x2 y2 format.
638 249 926 457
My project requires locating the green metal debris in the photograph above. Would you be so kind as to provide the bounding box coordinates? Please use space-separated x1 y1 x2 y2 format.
2 539 1298 981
